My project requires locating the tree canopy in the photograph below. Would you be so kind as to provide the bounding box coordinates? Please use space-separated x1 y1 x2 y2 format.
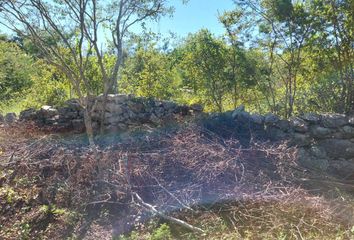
0 0 352 118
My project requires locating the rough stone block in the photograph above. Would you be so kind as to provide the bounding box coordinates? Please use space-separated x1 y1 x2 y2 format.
290 117 308 133
72 119 85 131
250 113 264 125
342 126 354 138
329 160 354 179
190 104 203 112
319 139 354 159
349 117 354 126
19 108 37 121
231 105 245 119
277 120 291 131
105 103 124 114
40 106 58 118
5 113 17 123
309 146 327 159
301 113 321 124
58 107 79 119
264 113 280 124
297 148 329 171
127 101 145 113
266 125 288 141
292 133 312 147
234 111 251 124
321 114 348 128
65 99 82 110
310 126 332 139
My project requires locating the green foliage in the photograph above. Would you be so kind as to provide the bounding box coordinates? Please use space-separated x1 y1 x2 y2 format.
0 40 34 102
262 0 293 21
150 224 173 240
178 29 230 112
20 61 70 108
0 39 72 113
121 42 180 100
0 1 352 116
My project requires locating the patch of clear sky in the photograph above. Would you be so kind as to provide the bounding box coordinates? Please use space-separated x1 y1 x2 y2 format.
131 0 235 38
0 0 236 44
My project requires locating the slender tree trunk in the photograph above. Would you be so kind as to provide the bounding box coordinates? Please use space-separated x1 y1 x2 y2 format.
83 107 95 147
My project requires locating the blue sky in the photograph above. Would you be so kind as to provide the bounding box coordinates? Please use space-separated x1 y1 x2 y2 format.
138 0 236 37
0 0 236 40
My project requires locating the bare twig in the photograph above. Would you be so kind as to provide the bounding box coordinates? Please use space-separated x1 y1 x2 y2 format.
133 192 205 234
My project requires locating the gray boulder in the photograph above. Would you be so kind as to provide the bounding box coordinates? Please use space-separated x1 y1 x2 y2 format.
163 101 179 112
250 113 264 125
309 146 327 159
231 105 245 119
20 108 37 121
292 133 312 147
190 103 203 112
329 160 354 179
277 120 291 131
301 113 321 124
297 148 329 171
342 126 354 138
40 106 58 118
264 113 280 124
106 103 124 114
348 116 354 126
5 113 17 123
0 113 4 123
266 126 288 141
310 126 332 139
290 117 308 133
235 111 251 124
71 119 85 131
127 101 145 113
65 99 82 110
58 107 79 120
319 139 354 159
321 114 348 128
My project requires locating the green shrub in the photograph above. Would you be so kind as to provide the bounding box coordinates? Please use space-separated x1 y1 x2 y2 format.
150 224 173 240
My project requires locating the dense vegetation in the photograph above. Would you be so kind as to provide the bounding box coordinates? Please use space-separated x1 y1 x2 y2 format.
0 0 352 117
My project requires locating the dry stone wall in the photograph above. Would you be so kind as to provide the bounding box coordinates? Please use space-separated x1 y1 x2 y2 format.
227 106 354 179
1 97 353 179
13 94 203 132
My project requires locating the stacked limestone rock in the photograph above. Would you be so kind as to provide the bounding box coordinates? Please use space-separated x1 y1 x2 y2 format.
17 94 203 132
91 94 182 131
231 107 354 178
0 112 17 124
18 104 83 130
3 99 354 178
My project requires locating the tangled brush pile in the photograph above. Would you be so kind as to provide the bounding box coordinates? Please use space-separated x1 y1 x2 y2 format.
0 122 352 239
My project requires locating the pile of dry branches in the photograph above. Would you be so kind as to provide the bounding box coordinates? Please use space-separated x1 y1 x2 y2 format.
0 122 352 238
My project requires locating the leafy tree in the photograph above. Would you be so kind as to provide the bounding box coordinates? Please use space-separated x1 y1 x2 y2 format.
305 0 354 113
0 40 34 103
121 45 179 100
20 61 70 109
0 0 174 145
178 30 229 112
219 10 258 109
